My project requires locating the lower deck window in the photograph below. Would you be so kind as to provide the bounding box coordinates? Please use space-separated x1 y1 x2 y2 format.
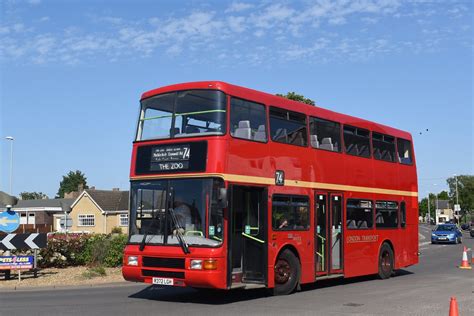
376 201 398 228
272 195 309 230
346 199 373 229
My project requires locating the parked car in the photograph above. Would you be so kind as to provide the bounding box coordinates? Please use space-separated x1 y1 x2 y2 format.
470 226 474 238
431 224 463 244
460 223 470 231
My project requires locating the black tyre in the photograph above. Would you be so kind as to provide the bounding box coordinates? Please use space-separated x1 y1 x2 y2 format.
378 243 394 279
273 249 300 295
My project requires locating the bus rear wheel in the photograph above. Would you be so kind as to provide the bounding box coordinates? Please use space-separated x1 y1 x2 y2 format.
273 249 300 295
378 243 394 279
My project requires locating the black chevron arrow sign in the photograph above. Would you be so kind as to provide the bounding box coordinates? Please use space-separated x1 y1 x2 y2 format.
0 233 47 250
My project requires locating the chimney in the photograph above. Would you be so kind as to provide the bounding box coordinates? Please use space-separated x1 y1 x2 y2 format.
112 188 120 191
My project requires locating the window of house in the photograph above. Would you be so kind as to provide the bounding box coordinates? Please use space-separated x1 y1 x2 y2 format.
269 107 307 147
346 199 373 229
400 201 406 228
343 125 371 158
309 117 341 152
78 214 95 226
375 201 399 228
119 214 129 227
397 138 413 164
372 132 396 162
230 97 267 142
272 195 309 230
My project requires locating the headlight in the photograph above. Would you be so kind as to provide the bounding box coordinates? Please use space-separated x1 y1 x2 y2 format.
431 233 436 237
127 256 138 266
190 259 203 270
449 233 455 238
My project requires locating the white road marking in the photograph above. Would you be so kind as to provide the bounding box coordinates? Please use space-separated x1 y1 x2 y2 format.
419 233 426 241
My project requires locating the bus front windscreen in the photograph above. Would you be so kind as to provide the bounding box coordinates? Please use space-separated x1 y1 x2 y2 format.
129 178 224 248
138 90 226 140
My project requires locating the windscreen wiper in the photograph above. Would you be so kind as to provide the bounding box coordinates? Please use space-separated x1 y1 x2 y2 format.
169 207 190 254
139 189 165 251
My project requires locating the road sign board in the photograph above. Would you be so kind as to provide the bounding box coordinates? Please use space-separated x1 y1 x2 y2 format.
454 204 461 211
0 256 34 270
0 233 47 250
0 210 20 233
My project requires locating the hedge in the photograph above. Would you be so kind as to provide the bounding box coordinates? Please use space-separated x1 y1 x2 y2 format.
36 233 128 268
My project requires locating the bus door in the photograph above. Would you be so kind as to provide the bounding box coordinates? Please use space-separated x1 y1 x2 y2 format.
229 185 267 285
315 192 343 276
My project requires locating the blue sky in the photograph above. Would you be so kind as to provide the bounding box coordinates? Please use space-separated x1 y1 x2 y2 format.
0 0 472 199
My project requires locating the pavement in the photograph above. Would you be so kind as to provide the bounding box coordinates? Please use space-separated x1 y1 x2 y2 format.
1 224 472 316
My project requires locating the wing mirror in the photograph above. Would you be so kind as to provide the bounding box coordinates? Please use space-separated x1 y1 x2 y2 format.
218 188 227 208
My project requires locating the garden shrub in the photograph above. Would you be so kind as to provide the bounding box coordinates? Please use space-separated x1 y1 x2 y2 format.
37 233 127 268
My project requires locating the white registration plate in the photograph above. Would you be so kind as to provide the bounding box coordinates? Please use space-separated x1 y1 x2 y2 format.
152 277 174 286
438 237 447 240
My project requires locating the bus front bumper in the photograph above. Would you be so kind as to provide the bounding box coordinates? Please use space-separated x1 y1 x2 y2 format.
122 254 227 289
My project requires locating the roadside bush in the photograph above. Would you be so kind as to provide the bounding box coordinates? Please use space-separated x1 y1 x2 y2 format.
37 233 127 268
111 226 123 234
39 235 89 268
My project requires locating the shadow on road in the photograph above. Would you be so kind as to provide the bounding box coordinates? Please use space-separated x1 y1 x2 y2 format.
301 269 413 292
128 269 413 304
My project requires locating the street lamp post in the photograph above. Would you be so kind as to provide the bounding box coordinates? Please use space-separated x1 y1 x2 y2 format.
5 136 14 195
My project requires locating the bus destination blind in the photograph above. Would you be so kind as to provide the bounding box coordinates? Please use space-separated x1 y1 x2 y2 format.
150 144 190 171
135 141 207 175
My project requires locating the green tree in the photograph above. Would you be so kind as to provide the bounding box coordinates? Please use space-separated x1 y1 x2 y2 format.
418 193 437 219
446 175 474 221
56 170 89 198
276 92 315 105
19 192 48 200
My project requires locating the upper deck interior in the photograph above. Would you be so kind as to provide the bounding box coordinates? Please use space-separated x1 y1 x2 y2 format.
140 81 413 141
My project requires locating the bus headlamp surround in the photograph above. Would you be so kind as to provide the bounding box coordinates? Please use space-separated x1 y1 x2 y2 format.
127 256 138 266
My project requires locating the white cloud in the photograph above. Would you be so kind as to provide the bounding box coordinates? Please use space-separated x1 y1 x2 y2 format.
0 0 469 66
225 2 254 13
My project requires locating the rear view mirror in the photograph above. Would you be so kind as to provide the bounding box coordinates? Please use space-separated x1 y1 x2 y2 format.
218 188 227 208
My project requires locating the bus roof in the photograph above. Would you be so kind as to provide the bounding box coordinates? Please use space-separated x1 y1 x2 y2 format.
141 81 412 141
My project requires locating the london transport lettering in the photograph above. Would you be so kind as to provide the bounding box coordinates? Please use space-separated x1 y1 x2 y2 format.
346 235 379 243
151 144 191 171
0 256 34 270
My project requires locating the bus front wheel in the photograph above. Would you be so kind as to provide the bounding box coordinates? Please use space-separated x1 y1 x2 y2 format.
273 249 300 295
378 243 394 279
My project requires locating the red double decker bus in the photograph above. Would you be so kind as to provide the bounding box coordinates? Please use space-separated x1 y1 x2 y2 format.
122 81 418 295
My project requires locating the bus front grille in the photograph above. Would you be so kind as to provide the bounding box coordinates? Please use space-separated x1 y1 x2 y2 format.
142 257 185 269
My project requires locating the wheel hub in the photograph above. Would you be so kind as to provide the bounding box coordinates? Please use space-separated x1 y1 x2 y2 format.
275 259 291 284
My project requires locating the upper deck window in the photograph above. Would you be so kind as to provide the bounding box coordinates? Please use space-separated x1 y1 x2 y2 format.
309 117 341 152
372 132 396 162
343 125 371 158
397 138 413 164
230 97 267 142
269 107 307 147
138 90 226 141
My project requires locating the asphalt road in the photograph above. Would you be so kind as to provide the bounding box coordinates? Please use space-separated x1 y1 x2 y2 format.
1 225 473 316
